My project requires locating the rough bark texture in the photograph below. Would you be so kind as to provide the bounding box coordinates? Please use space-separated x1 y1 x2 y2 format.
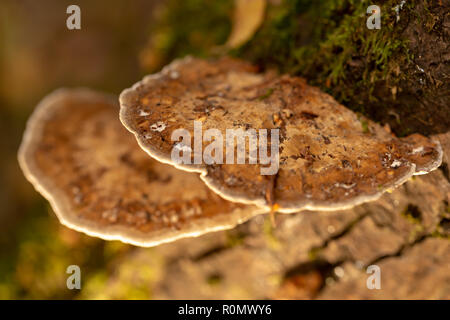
118 0 450 299
95 134 448 299
367 0 450 136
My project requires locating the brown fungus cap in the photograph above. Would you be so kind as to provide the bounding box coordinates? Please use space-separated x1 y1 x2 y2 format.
18 88 266 246
119 57 442 213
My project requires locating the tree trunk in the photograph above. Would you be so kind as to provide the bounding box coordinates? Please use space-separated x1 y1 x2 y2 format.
133 0 450 299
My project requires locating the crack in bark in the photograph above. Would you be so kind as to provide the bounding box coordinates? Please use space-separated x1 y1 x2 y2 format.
309 211 371 255
190 231 248 262
365 233 430 268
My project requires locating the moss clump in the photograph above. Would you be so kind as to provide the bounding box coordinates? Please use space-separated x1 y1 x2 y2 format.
307 247 321 261
263 216 282 250
145 0 448 136
258 87 274 100
237 0 413 115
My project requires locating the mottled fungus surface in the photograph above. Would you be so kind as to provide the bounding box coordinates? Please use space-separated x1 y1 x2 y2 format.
120 57 442 213
18 88 266 246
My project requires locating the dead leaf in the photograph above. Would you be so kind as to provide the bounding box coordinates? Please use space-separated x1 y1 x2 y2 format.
226 0 266 48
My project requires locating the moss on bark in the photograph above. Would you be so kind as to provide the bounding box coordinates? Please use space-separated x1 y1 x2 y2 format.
144 0 449 136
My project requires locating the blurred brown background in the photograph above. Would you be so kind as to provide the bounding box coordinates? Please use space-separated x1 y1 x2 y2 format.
0 0 162 299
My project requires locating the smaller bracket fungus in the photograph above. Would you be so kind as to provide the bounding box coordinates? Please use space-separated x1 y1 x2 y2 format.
119 57 442 213
18 88 266 247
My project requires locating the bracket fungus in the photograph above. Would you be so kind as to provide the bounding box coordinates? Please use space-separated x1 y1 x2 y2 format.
120 57 442 213
18 88 266 247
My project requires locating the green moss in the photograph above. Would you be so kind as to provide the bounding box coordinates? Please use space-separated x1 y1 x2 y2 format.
141 0 233 72
225 229 246 248
0 200 140 299
239 0 415 113
144 0 450 135
430 229 450 240
307 247 321 261
145 0 419 121
263 216 282 250
358 116 370 134
258 87 274 100
206 273 222 286
401 204 422 225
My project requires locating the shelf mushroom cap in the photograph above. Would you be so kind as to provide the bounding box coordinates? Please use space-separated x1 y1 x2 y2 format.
18 88 266 247
119 57 442 213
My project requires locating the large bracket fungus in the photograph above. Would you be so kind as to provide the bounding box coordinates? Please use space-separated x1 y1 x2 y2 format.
120 57 442 213
18 88 266 246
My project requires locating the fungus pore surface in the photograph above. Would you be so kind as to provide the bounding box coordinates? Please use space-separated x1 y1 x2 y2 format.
120 57 442 213
18 88 266 246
